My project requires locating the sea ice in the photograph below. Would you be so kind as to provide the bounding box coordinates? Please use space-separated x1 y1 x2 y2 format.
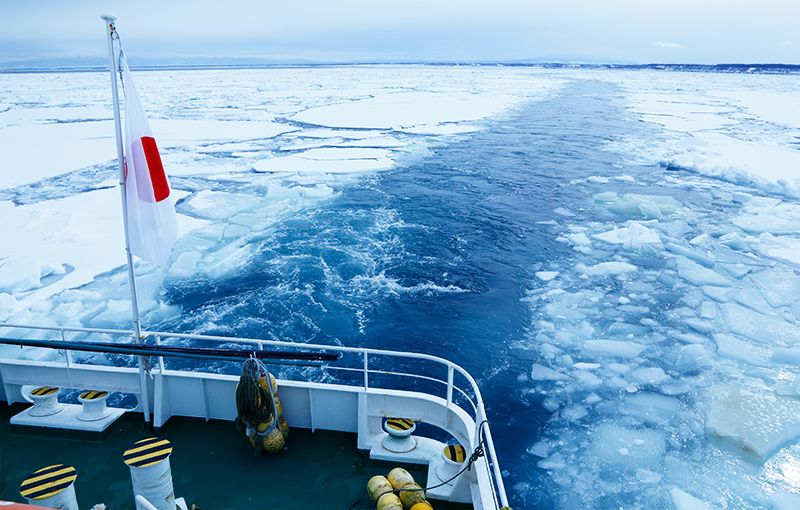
579 261 638 276
719 303 800 346
591 223 661 250
706 387 800 462
713 333 772 367
291 91 520 131
675 257 732 287
733 287 775 315
530 364 571 381
606 193 683 219
666 242 716 268
732 202 800 235
582 340 645 358
748 267 800 308
670 488 719 510
622 392 680 425
592 423 665 466
770 489 800 510
535 271 559 282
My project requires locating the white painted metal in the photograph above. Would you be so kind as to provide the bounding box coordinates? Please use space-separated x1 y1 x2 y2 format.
25 482 79 510
28 389 62 417
129 459 175 510
77 392 111 421
0 322 509 509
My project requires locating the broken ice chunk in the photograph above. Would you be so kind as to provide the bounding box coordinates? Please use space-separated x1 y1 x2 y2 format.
581 261 638 276
701 286 731 303
772 347 800 365
607 194 683 219
592 423 665 466
592 223 661 248
733 287 775 315
635 468 662 484
675 257 732 287
670 488 720 510
583 340 646 357
719 303 800 346
717 261 755 279
535 271 559 281
530 363 571 381
684 318 714 334
749 267 800 308
706 387 800 462
594 191 619 203
537 453 567 470
713 333 772 367
719 232 749 251
676 344 710 373
562 404 588 421
770 489 800 510
666 242 716 268
623 392 680 425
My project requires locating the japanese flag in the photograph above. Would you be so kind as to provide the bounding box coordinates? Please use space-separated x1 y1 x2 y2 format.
122 54 177 266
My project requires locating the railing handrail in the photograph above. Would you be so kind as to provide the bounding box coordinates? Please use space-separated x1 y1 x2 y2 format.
0 322 485 405
0 321 509 508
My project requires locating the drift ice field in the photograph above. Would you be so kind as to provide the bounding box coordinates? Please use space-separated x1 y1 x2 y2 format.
2 65 800 509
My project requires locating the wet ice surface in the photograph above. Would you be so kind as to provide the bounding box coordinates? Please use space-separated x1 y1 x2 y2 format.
2 67 800 509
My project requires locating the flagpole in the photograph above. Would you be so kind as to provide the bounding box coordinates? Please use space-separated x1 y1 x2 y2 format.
101 13 152 427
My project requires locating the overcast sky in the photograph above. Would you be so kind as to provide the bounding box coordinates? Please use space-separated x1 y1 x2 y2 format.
1 0 798 65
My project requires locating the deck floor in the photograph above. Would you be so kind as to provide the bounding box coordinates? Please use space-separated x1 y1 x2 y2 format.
1 403 470 510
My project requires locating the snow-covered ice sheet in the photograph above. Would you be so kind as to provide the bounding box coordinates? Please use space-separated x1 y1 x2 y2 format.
0 65 562 321
598 70 800 197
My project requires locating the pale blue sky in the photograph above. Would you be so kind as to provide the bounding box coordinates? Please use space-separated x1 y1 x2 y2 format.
1 0 798 65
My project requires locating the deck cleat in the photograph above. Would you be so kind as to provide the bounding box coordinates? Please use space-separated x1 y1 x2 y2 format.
436 443 467 483
381 418 417 453
27 387 63 417
77 390 111 421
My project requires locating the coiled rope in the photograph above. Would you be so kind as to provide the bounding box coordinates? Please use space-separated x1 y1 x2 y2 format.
235 357 275 433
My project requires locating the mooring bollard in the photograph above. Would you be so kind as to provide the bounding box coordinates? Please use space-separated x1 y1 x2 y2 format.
123 438 175 510
20 464 79 510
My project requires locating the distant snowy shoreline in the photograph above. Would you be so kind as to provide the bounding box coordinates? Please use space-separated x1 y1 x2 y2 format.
2 62 799 75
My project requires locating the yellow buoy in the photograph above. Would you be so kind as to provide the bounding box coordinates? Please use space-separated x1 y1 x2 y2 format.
262 427 284 453
377 493 403 510
398 483 426 510
410 502 433 510
274 395 283 417
258 373 278 394
388 467 414 490
279 416 289 440
367 475 394 502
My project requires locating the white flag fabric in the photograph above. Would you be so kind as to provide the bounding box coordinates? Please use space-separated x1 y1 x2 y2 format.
121 54 177 266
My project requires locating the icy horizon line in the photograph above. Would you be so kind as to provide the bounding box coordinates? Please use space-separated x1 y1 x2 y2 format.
2 59 799 75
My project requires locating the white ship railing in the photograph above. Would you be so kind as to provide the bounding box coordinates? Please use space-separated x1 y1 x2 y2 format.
0 322 509 510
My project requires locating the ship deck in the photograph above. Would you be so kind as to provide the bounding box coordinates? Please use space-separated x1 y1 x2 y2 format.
1 402 471 510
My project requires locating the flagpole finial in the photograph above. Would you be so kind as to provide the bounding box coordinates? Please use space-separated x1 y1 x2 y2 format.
101 13 117 23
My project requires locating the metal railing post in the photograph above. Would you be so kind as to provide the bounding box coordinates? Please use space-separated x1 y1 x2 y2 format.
155 335 165 372
363 352 369 390
446 365 454 407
